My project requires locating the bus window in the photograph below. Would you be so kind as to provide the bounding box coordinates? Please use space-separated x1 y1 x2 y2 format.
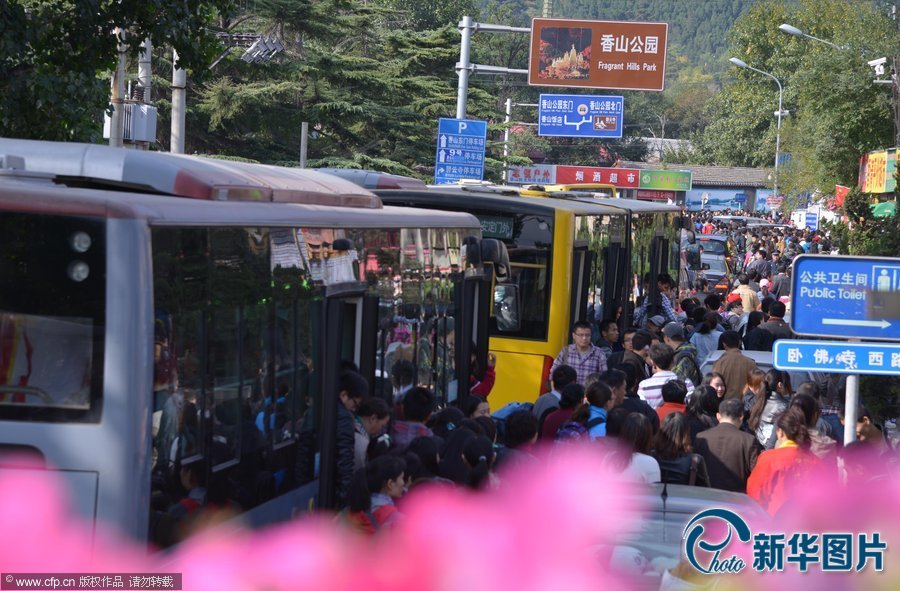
575 214 613 324
0 212 105 422
477 213 553 340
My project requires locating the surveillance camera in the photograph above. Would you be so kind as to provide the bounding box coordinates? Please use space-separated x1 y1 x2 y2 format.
867 57 887 67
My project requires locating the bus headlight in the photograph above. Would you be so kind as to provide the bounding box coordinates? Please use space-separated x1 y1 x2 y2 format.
68 260 90 282
70 231 92 253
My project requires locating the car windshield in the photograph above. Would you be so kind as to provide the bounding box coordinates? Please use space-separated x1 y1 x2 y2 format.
704 257 727 272
698 239 726 255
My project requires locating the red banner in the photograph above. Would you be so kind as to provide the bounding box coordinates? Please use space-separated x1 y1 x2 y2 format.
555 165 640 187
636 189 675 201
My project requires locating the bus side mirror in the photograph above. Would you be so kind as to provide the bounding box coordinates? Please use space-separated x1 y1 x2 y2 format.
494 283 520 332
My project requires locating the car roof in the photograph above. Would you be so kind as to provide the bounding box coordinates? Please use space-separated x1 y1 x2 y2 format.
697 235 731 241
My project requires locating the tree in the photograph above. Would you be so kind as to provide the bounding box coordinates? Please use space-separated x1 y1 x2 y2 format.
693 0 898 192
0 0 232 141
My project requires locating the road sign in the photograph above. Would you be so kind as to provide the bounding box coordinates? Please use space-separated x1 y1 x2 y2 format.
790 254 900 341
434 118 487 185
529 18 669 91
734 193 746 205
804 211 819 231
538 94 623 138
774 340 900 375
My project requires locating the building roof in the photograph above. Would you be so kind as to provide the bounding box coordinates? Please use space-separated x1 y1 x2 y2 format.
623 161 772 188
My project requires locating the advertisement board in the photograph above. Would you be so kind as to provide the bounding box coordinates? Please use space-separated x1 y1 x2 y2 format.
858 148 897 193
685 188 750 211
638 169 692 191
507 164 557 185
529 18 668 91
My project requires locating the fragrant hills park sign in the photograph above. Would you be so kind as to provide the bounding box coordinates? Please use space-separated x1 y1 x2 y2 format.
528 18 669 92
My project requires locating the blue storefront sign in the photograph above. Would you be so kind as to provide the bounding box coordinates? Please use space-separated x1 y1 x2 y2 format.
434 118 487 185
774 340 900 375
791 255 900 341
805 211 819 231
537 94 624 138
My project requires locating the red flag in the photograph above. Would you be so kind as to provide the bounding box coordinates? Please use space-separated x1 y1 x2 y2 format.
835 185 850 207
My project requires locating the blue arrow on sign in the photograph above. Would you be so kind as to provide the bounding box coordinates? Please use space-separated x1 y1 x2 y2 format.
774 339 900 375
434 118 487 185
790 254 900 341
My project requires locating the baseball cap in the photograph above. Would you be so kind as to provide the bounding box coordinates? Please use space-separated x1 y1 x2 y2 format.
760 278 770 287
662 322 684 340
649 314 666 327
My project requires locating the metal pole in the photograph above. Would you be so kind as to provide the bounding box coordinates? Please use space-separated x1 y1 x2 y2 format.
109 28 126 148
170 49 186 154
774 80 783 199
455 16 474 120
844 374 859 445
300 121 309 168
137 38 153 151
502 97 511 181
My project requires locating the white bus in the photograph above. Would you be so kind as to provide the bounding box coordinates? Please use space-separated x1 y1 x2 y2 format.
0 139 486 548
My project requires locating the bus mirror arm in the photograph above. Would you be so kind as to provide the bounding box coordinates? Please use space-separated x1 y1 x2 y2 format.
480 239 510 281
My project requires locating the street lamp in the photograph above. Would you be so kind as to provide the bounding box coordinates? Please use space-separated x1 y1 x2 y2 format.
778 24 846 50
729 57 785 200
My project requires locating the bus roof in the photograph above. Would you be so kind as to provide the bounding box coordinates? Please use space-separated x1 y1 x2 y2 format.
0 138 381 207
316 168 427 190
567 196 682 214
0 177 481 229
377 185 624 216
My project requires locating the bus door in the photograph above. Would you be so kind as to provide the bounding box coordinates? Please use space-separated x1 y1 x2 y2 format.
602 214 629 331
453 271 491 410
645 235 670 317
568 240 594 330
318 281 377 510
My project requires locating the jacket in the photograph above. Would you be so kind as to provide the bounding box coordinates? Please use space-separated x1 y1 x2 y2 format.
694 422 760 492
747 442 815 516
760 317 793 341
756 395 789 449
655 453 710 486
712 349 758 399
733 284 761 312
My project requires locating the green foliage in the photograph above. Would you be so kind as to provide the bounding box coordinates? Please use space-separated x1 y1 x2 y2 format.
0 0 233 141
693 0 898 193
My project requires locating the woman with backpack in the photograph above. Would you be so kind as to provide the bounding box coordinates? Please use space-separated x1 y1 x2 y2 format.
345 455 406 534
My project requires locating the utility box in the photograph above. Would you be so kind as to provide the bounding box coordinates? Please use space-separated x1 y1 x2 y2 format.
103 102 158 143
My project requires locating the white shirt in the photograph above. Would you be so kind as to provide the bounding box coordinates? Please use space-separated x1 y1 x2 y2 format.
637 370 695 409
622 452 661 484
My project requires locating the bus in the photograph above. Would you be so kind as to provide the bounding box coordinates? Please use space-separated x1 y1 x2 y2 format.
0 139 488 547
355 181 683 408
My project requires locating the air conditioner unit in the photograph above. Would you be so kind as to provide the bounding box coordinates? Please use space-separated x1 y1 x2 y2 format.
103 102 158 143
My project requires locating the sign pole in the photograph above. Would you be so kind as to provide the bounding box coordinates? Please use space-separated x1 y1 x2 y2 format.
455 16 474 119
844 374 859 445
502 97 511 181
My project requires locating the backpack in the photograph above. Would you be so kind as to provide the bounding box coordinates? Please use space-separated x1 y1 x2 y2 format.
585 415 607 430
673 348 701 387
555 420 588 441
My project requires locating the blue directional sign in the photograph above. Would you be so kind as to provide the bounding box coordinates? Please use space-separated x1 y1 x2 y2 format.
804 211 819 231
774 340 900 375
434 118 487 185
791 255 900 341
538 94 624 139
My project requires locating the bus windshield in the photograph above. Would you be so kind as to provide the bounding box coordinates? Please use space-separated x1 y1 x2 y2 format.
0 212 105 420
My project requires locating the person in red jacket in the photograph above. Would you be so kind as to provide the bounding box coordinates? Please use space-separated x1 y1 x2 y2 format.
345 455 406 534
747 407 817 516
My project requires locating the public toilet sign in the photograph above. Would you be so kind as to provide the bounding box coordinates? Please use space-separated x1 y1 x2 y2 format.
774 340 900 376
434 118 487 185
790 255 900 341
529 18 668 91
538 94 624 138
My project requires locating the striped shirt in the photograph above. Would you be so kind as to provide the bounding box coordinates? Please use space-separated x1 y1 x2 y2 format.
551 344 608 386
637 370 694 410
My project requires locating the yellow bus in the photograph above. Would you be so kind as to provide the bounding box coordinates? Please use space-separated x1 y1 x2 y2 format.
371 182 683 408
